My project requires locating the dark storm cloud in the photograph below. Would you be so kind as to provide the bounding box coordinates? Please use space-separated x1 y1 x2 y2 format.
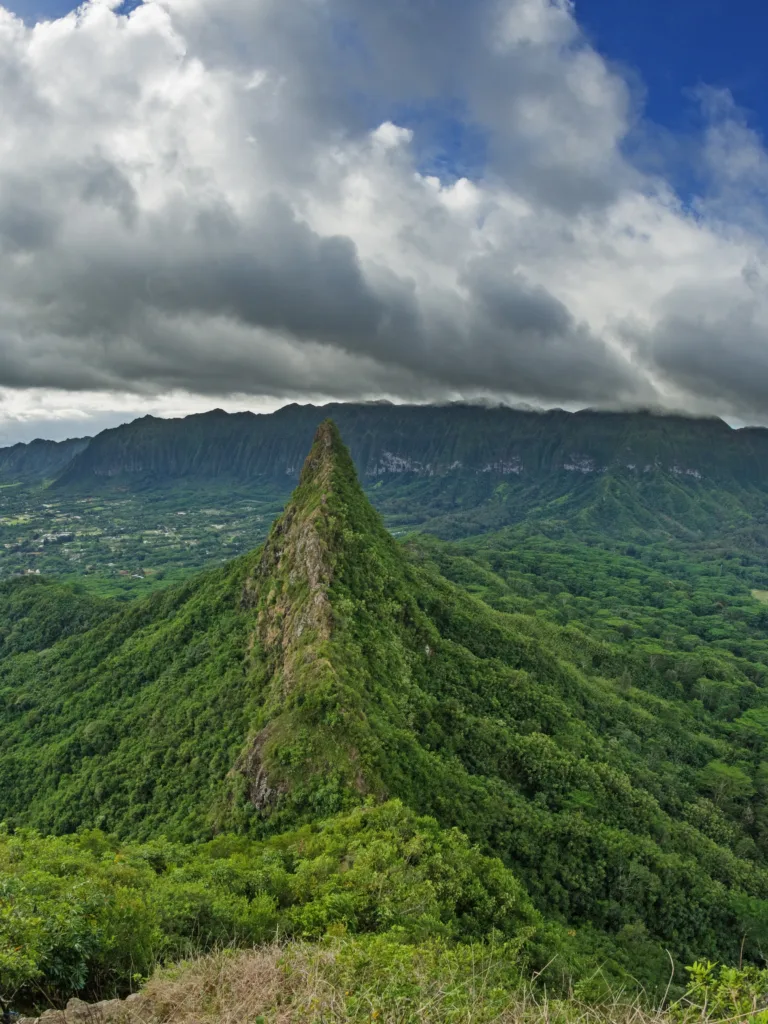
626 291 768 418
0 141 640 402
460 263 635 399
11 220 636 403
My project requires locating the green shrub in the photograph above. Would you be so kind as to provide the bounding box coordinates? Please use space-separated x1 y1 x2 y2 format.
0 802 541 1012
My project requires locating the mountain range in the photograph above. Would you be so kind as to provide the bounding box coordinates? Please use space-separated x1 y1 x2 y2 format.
7 403 768 545
5 404 768 490
0 436 90 483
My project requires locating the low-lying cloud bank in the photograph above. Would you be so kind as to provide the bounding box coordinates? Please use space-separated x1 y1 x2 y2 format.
1 0 768 439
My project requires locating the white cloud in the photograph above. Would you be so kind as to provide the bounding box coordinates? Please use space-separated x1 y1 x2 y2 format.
1 0 768 441
0 386 290 444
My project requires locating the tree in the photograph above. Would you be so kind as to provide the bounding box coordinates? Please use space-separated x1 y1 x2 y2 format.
698 760 754 809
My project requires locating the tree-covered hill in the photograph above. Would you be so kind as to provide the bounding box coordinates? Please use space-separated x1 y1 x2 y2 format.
2 422 768 988
0 577 114 660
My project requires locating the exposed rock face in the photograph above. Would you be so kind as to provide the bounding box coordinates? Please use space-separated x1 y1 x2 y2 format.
243 420 337 667
20 993 142 1024
235 421 350 812
234 723 283 812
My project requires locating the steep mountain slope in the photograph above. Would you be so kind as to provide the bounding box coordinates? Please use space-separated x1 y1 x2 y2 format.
2 423 768 971
51 404 767 493
0 577 115 660
0 436 90 483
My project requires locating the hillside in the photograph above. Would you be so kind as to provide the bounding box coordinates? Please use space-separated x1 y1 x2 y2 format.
0 576 114 660
0 436 89 484
3 422 768 1000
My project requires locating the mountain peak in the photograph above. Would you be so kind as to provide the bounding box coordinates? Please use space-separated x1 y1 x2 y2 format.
248 423 347 673
235 420 395 820
255 420 366 590
298 419 356 490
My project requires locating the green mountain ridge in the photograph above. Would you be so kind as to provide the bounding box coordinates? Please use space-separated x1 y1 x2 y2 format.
45 405 768 491
3 421 768 987
232 418 396 818
0 436 90 484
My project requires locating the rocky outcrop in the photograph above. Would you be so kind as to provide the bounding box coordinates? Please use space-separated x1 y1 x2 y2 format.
231 420 391 815
19 993 142 1024
233 722 285 812
235 422 342 810
244 421 341 675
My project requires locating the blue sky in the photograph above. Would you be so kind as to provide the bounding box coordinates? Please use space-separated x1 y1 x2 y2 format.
8 0 141 20
577 0 768 134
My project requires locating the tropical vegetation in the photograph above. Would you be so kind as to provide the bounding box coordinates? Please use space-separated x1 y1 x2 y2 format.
2 415 768 1019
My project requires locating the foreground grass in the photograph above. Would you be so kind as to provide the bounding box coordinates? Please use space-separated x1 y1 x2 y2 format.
137 945 643 1024
124 940 754 1024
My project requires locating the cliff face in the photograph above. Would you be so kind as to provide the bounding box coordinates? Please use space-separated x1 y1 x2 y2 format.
47 403 768 491
11 399 766 549
0 436 89 482
234 420 395 816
